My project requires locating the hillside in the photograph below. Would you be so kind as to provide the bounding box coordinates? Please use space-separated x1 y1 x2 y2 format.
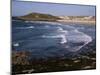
17 13 61 21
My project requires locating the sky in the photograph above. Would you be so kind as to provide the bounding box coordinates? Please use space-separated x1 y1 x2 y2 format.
12 1 96 16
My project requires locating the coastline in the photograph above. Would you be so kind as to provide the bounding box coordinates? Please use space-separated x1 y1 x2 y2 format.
14 20 96 26
57 20 96 25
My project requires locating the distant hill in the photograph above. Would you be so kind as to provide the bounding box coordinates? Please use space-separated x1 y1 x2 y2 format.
14 13 61 21
12 13 95 22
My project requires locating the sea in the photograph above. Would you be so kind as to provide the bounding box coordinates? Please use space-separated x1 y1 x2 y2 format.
12 20 96 59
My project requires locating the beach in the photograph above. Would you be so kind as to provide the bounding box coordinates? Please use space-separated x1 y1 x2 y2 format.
57 20 96 25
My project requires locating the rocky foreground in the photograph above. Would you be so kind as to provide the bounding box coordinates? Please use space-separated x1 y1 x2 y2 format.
12 40 96 74
12 51 96 74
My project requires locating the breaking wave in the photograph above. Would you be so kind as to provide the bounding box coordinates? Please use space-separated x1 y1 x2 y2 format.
12 21 94 59
42 34 67 44
13 43 19 47
15 26 35 29
41 25 92 52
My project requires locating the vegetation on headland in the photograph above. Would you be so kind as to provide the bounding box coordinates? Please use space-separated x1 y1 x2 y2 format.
13 12 61 21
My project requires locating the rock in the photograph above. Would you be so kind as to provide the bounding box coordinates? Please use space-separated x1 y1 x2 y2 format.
22 69 35 73
12 51 31 65
83 66 92 69
91 58 96 61
73 60 81 63
81 56 90 59
64 64 69 67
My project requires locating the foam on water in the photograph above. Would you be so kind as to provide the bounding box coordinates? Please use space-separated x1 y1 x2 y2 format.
56 27 68 34
41 26 68 44
60 35 67 44
42 34 67 44
13 43 19 47
15 26 35 29
67 30 92 43
12 21 94 59
56 27 63 31
41 24 92 52
65 28 92 52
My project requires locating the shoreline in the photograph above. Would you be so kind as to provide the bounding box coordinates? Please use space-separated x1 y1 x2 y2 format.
57 20 96 25
12 19 96 26
26 20 96 25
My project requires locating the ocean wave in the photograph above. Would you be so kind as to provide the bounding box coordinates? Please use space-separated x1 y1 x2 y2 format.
55 27 68 34
41 34 67 44
56 27 63 31
65 30 92 52
44 25 50 28
13 43 19 47
15 26 35 29
25 21 62 25
67 31 92 43
13 21 93 53
41 26 68 44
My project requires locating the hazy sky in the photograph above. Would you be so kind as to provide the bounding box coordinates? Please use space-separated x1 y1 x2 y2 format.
12 1 96 16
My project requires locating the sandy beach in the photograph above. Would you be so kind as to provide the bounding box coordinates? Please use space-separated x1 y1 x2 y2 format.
57 20 96 25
